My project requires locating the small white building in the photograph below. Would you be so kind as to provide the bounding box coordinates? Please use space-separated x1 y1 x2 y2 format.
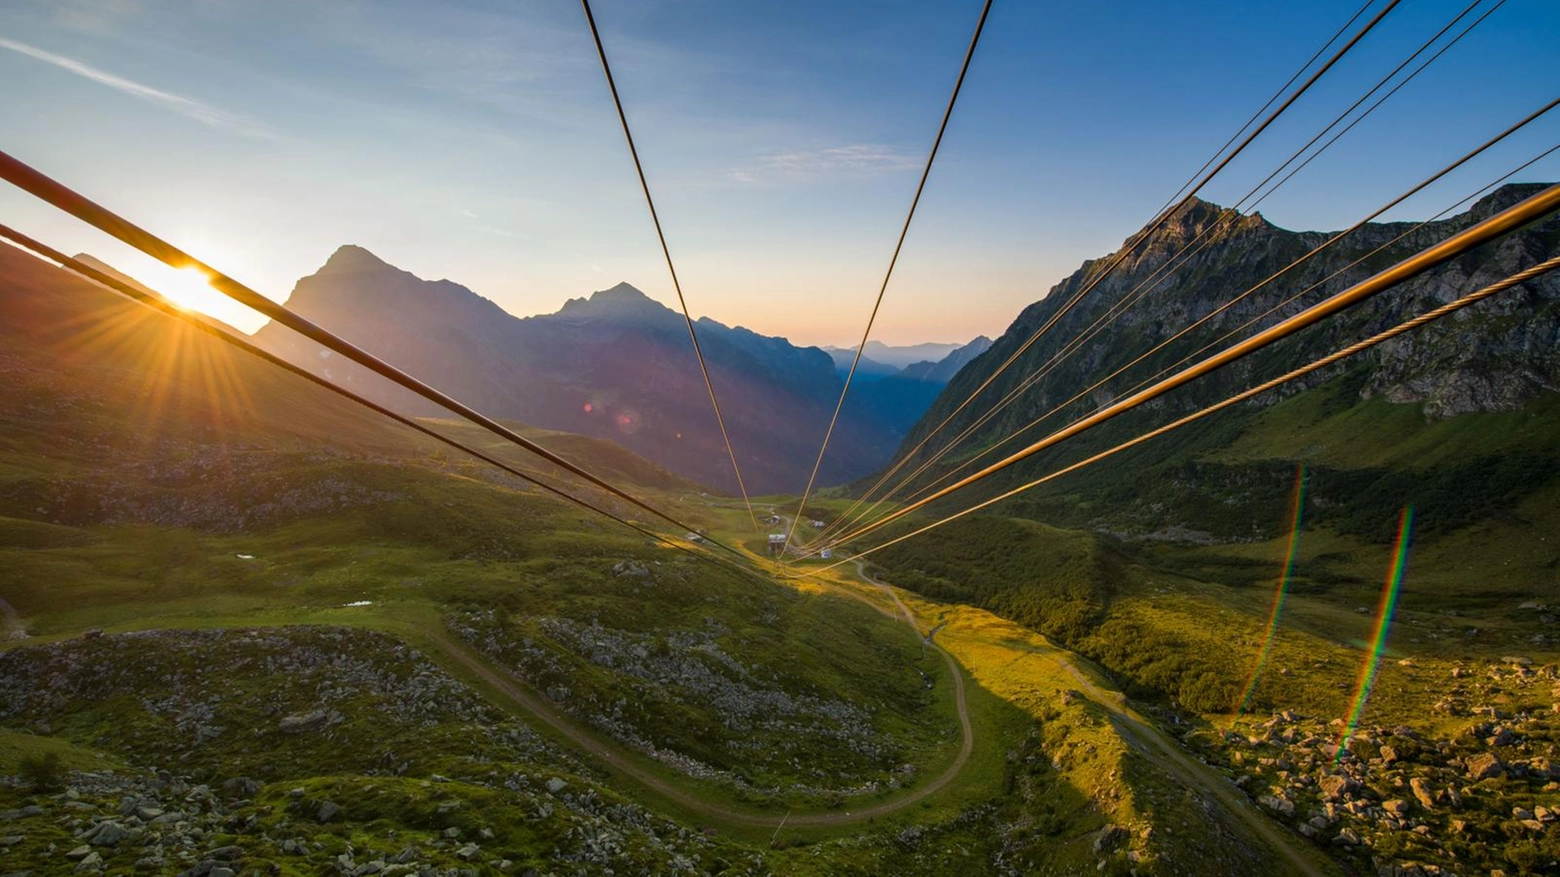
819 548 833 560
767 534 788 556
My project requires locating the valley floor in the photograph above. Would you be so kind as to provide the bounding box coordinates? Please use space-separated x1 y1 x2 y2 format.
0 532 1331 876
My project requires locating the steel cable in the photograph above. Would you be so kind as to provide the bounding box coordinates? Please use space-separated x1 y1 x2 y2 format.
579 0 760 530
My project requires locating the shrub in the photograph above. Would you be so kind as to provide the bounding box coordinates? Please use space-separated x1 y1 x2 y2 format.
18 751 64 792
1178 671 1240 713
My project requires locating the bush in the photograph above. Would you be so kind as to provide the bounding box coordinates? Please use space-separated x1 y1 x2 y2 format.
18 751 64 792
1178 670 1241 713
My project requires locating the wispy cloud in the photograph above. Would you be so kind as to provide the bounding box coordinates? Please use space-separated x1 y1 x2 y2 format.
472 224 523 239
0 36 272 139
731 144 922 183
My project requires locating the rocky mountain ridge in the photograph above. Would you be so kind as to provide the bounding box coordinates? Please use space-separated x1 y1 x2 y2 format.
253 253 978 493
881 183 1560 530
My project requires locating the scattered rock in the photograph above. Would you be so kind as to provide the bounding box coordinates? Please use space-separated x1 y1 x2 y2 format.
316 801 341 823
1466 752 1505 780
1258 794 1295 818
611 560 650 579
85 821 127 847
220 777 261 798
1318 774 1357 801
546 777 568 794
1092 824 1127 854
278 710 331 734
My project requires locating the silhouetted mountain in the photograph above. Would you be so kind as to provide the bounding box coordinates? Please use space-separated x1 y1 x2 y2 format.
898 336 993 384
825 340 971 370
252 252 927 493
822 348 900 381
0 243 699 532
834 335 997 446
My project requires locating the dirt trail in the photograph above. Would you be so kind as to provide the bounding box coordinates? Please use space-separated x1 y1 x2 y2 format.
1000 639 1330 876
423 567 976 830
846 557 1324 873
429 550 1323 871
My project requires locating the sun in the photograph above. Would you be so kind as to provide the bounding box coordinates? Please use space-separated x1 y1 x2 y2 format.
127 261 256 329
147 264 223 313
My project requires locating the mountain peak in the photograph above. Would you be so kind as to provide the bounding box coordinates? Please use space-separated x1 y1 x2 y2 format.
591 281 653 303
1128 195 1266 257
1468 182 1553 221
554 281 675 322
319 245 392 275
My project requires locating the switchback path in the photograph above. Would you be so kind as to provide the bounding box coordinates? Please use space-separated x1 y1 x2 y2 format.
422 565 977 830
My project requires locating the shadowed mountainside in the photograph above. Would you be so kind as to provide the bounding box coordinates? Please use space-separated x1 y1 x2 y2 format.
253 249 980 494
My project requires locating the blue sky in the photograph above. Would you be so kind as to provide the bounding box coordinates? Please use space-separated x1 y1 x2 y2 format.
1 0 1557 345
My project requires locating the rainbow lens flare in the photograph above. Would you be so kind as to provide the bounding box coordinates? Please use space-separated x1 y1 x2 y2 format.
1335 505 1415 765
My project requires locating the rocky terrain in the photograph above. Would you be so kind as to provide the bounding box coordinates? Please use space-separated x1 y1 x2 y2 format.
448 606 915 800
0 627 766 876
6 448 407 533
1197 657 1560 876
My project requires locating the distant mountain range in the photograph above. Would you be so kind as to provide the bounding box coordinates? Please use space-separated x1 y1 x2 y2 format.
247 248 983 493
823 339 981 372
822 337 992 382
830 336 993 449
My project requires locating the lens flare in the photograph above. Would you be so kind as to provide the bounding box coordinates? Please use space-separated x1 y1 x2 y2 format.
1335 505 1415 765
1233 463 1307 721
